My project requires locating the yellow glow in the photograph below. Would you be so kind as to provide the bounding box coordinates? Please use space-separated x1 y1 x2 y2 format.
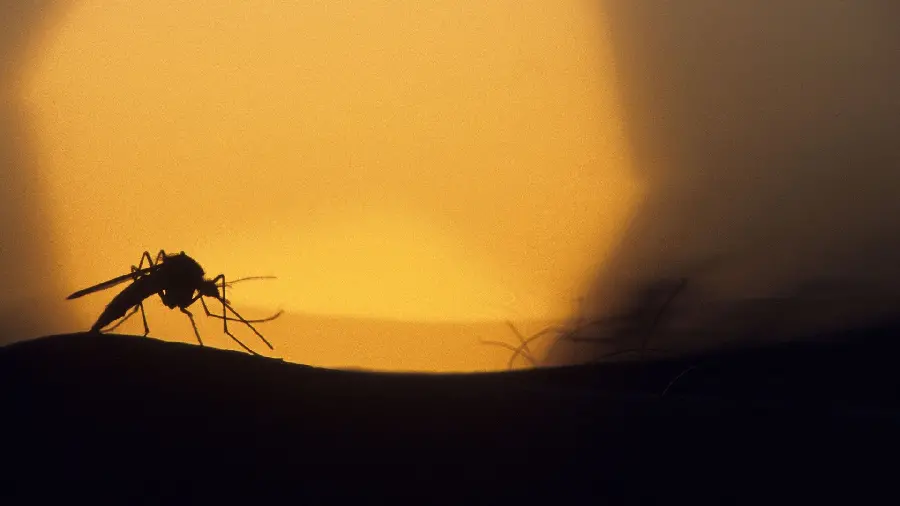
20 1 641 370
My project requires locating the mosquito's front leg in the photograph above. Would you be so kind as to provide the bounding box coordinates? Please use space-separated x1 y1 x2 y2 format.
195 296 259 355
211 273 229 332
214 273 275 350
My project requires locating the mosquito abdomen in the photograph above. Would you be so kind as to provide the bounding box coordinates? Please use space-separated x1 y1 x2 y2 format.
91 277 160 332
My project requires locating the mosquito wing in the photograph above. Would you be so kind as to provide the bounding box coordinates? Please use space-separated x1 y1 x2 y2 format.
66 266 158 300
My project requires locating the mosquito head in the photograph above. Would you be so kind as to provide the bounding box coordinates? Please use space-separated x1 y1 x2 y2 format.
199 279 222 300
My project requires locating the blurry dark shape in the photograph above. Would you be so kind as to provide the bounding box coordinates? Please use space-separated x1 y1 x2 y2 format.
480 320 568 369
548 274 900 368
67 249 282 355
565 277 687 350
0 1 75 345
491 278 689 368
547 0 900 365
478 324 537 368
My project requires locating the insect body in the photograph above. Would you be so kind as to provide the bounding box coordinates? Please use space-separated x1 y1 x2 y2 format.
67 250 281 355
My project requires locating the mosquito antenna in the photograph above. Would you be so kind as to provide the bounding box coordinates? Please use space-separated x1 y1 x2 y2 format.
224 275 278 287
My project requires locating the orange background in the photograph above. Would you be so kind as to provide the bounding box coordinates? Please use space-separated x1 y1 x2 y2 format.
7 1 640 371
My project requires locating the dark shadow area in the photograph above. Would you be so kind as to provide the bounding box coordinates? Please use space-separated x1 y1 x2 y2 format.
0 1 75 344
547 1 900 365
2 331 899 501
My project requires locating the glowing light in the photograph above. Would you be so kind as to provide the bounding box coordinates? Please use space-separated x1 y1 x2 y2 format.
21 1 640 370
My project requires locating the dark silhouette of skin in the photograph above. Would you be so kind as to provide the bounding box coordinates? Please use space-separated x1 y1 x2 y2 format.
67 250 281 355
5 329 900 502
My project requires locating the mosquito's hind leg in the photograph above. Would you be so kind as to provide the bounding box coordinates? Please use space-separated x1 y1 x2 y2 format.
137 302 150 336
179 307 204 347
104 304 146 334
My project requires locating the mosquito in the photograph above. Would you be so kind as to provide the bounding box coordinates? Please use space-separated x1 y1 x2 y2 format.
66 250 282 355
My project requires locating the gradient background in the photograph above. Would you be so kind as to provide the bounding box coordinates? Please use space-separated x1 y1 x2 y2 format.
3 1 639 371
546 0 900 364
2 1 898 371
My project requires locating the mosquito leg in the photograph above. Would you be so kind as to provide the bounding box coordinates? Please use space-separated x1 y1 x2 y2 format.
197 297 259 355
137 251 155 271
199 294 275 351
127 252 156 283
179 307 204 347
221 302 275 350
138 302 150 336
203 274 275 353
128 251 155 282
210 274 231 337
225 327 258 356
105 305 140 333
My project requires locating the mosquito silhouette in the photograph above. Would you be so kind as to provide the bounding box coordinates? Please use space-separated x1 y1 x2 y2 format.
67 250 282 355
